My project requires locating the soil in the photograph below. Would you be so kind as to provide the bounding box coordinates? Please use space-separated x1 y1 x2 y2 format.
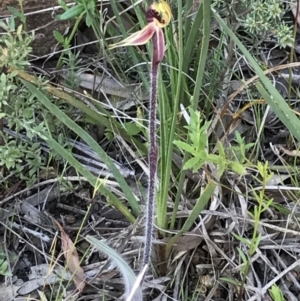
0 0 74 56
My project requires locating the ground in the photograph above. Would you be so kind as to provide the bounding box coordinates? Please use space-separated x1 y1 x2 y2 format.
1 1 300 301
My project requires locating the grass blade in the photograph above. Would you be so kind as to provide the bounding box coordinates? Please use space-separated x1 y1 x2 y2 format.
166 181 217 254
213 10 300 142
29 129 135 223
86 235 142 300
22 80 141 216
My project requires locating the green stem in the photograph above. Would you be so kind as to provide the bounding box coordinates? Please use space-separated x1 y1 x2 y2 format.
56 14 84 69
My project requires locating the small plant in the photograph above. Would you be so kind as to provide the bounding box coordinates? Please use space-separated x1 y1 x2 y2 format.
174 108 247 177
0 21 46 186
0 249 17 276
228 131 255 164
233 161 274 297
213 0 294 48
55 0 104 69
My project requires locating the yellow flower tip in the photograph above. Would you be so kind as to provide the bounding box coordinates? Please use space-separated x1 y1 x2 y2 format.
147 1 172 28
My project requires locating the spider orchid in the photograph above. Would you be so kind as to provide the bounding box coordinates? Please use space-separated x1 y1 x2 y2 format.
109 1 172 63
110 1 172 272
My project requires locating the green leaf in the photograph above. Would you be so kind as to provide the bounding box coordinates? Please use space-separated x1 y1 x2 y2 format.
173 140 195 153
57 4 84 20
0 259 10 276
232 233 250 246
124 122 141 136
217 141 226 159
183 156 204 171
220 277 240 286
7 6 26 23
53 30 65 44
86 235 143 300
57 0 68 11
252 233 262 252
85 14 92 27
230 161 246 175
166 181 217 254
237 247 248 265
269 284 285 301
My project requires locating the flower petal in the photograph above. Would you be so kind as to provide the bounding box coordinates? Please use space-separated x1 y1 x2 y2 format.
153 27 165 63
109 22 157 49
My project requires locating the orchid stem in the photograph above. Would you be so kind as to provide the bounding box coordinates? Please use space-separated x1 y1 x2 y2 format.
143 32 160 268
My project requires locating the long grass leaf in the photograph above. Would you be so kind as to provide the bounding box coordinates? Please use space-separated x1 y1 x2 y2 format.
14 68 146 154
170 1 211 230
213 10 300 142
157 0 184 231
22 80 141 216
86 235 142 301
29 130 135 223
167 181 217 254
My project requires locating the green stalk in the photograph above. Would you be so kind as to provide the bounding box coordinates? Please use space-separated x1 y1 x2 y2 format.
56 13 84 69
157 0 184 232
170 0 211 231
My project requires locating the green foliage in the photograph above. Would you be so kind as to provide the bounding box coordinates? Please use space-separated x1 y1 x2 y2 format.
173 108 246 176
0 22 47 186
86 235 143 300
228 132 255 164
0 140 23 170
55 0 105 69
269 285 285 301
232 161 274 293
23 80 140 219
7 6 26 24
56 0 97 24
213 0 294 48
0 249 17 276
61 52 83 90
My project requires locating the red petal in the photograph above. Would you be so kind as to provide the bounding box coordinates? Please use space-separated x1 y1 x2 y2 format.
153 27 165 63
109 22 157 49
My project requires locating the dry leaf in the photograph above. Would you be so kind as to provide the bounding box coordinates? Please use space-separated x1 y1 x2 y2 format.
172 234 203 252
54 220 85 292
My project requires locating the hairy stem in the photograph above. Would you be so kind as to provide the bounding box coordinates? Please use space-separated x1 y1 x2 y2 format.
143 32 160 267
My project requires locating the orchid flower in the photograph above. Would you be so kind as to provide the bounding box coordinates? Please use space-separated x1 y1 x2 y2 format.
109 1 172 63
109 1 172 274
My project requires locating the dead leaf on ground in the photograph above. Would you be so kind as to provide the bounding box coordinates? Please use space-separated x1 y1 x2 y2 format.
163 233 203 252
0 283 18 301
54 220 86 293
